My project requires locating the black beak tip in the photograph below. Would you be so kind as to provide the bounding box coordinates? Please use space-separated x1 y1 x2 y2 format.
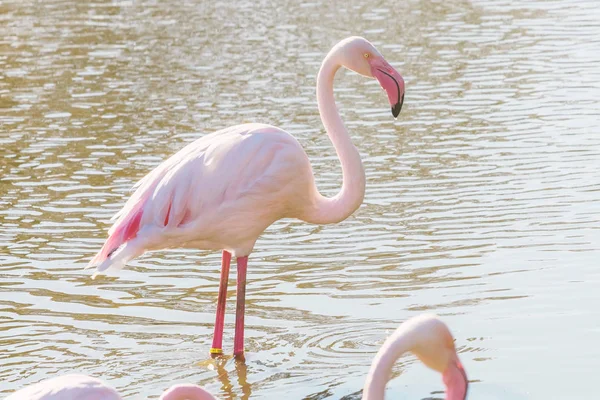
391 94 404 118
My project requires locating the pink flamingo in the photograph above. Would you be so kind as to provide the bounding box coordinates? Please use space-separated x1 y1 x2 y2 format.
4 374 216 400
363 314 469 400
87 36 405 359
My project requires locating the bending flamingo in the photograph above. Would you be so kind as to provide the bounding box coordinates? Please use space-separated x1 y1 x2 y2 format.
363 314 469 400
4 374 216 400
87 36 405 359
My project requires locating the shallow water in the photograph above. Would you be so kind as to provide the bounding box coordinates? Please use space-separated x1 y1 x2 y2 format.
1 0 599 398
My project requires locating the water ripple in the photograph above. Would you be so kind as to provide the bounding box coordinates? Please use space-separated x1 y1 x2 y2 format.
1 0 600 398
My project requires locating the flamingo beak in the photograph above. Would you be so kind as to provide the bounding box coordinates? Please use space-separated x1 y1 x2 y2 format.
442 359 469 400
371 61 405 118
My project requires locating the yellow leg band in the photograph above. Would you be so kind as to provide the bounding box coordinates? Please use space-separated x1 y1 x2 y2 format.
210 348 223 354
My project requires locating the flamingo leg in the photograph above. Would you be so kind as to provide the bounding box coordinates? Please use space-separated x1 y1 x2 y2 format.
210 250 232 357
233 256 248 360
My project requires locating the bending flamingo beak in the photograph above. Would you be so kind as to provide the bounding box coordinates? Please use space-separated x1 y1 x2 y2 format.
442 359 469 400
370 59 405 118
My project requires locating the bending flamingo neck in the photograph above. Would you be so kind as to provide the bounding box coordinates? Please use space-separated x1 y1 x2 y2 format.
304 48 366 224
362 331 415 400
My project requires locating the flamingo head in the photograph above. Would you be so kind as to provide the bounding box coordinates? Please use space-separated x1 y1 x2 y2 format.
410 316 469 400
335 36 405 117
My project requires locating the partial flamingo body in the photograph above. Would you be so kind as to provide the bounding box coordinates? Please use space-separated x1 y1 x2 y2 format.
363 314 468 400
3 374 216 400
87 36 405 359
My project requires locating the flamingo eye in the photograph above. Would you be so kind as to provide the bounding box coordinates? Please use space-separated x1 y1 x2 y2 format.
364 53 370 59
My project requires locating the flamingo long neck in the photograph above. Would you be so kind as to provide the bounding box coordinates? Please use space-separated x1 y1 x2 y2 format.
304 49 366 224
362 331 415 400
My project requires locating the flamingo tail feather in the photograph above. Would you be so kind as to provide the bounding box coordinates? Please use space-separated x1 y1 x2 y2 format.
86 204 145 271
91 239 145 278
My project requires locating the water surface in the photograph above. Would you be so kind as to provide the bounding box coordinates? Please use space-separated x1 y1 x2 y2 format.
1 0 600 398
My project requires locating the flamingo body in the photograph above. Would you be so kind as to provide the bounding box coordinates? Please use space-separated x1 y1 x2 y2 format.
4 374 121 400
89 123 315 274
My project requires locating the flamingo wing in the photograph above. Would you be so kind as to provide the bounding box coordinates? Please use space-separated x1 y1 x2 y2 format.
87 123 307 275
